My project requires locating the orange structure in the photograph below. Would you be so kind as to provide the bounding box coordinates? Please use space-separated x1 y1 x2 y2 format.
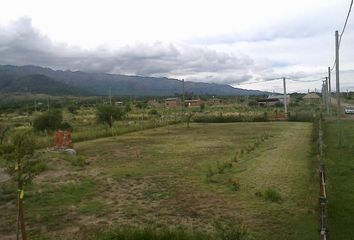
55 131 73 149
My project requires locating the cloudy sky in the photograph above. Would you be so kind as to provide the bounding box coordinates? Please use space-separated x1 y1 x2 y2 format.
0 0 353 92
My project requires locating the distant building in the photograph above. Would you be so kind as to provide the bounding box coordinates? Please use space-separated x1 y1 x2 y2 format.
184 99 204 107
267 95 290 104
208 97 223 105
257 98 280 106
257 95 290 107
302 93 320 104
165 97 181 108
148 99 162 107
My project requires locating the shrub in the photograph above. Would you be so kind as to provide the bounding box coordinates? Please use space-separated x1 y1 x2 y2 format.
33 109 63 132
60 122 73 131
148 109 159 115
289 111 316 122
67 104 79 114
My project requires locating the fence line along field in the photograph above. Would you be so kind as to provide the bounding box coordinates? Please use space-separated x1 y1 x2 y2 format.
0 121 317 239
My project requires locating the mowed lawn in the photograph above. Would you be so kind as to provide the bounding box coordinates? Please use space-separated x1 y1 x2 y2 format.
325 120 354 240
0 122 317 239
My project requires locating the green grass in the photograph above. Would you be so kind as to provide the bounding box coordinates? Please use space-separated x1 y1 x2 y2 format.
325 120 354 240
0 122 317 239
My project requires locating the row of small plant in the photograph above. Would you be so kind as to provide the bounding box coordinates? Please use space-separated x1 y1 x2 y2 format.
193 112 268 123
206 132 273 191
75 218 251 240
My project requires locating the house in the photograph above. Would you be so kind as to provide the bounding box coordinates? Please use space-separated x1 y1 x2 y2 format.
184 99 204 107
302 93 320 104
164 97 181 108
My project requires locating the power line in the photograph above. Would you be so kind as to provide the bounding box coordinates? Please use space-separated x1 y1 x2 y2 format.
330 0 353 72
339 0 353 47
235 77 283 85
236 77 323 86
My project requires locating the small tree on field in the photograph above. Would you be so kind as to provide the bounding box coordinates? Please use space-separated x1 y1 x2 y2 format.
33 109 63 132
96 105 125 129
67 103 79 114
185 111 194 128
0 123 10 144
4 130 46 240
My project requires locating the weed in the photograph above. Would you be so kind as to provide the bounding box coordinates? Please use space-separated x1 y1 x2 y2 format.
206 165 215 182
62 154 87 166
228 178 240 191
254 191 262 198
214 219 250 240
217 161 232 174
262 188 282 203
78 226 210 240
79 200 105 214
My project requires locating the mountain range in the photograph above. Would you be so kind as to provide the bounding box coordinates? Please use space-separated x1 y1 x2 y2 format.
0 65 266 96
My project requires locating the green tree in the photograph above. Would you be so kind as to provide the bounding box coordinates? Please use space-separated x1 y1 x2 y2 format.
5 130 46 240
0 123 10 144
67 103 79 114
33 109 63 132
96 105 125 128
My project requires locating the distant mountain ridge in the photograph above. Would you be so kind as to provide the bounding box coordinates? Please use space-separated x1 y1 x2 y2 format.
0 65 267 96
0 74 90 96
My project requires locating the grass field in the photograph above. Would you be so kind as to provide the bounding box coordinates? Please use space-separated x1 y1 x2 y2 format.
325 120 354 240
0 122 317 239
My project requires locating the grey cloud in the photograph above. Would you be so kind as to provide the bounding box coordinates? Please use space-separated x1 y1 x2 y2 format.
0 18 269 85
191 3 350 45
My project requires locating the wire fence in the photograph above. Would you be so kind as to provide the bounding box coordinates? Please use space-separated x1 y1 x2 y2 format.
318 115 328 240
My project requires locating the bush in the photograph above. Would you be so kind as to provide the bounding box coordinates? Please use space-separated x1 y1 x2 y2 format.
148 109 159 115
67 104 79 114
60 122 73 131
33 109 63 132
289 111 316 122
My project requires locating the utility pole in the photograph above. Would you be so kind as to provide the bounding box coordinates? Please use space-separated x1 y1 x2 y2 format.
328 66 331 109
109 88 112 105
335 30 341 146
325 77 329 114
283 77 287 115
182 79 185 112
